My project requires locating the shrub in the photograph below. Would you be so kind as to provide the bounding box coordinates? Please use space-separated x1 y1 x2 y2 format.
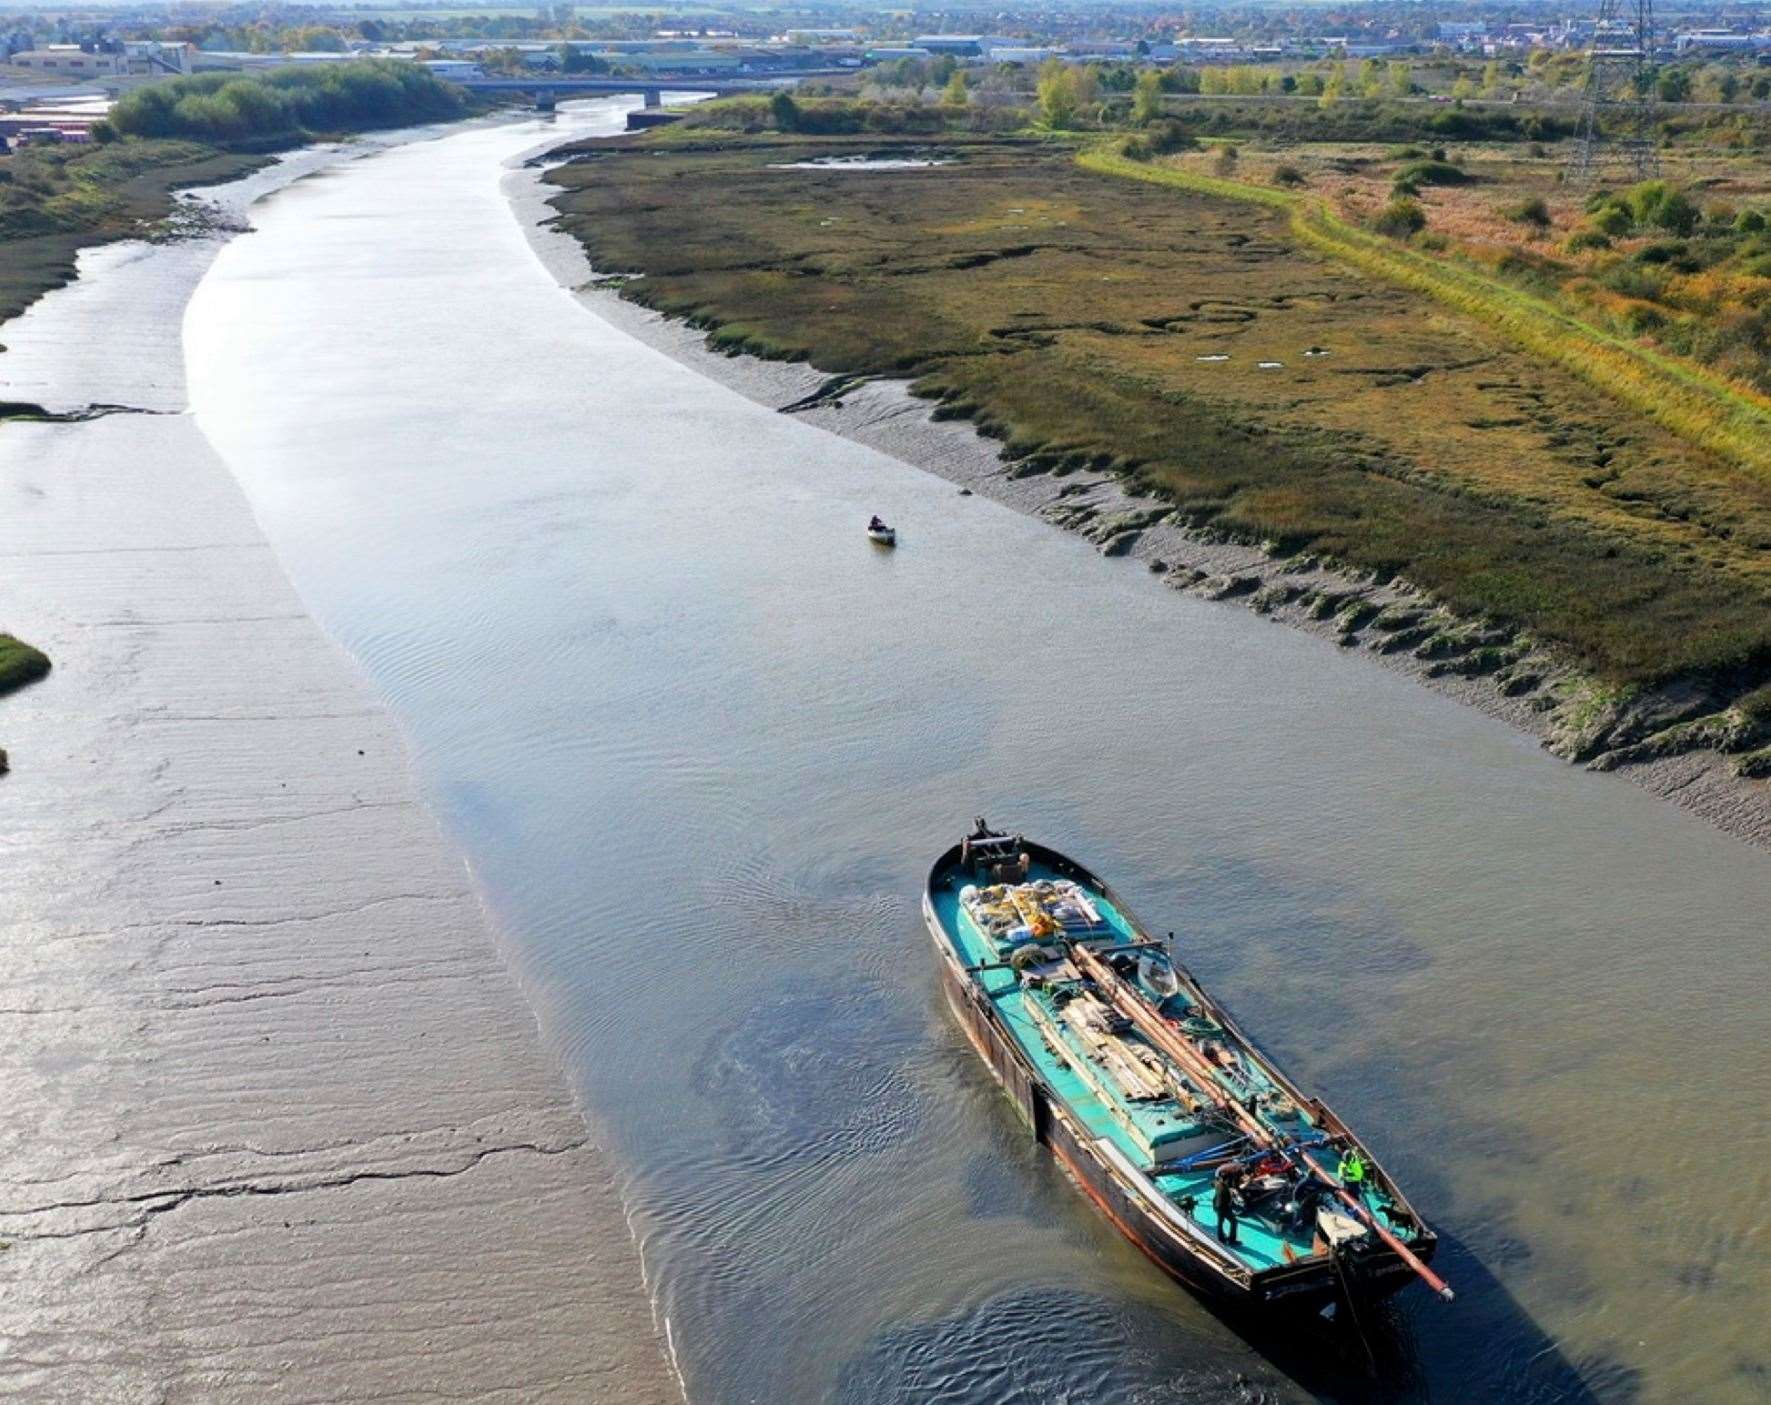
1394 159 1472 188
1590 203 1633 238
1564 229 1612 253
1623 303 1666 334
1271 162 1306 187
1506 196 1553 230
1635 241 1688 266
1146 119 1196 155
1736 209 1768 234
1624 180 1700 236
1622 180 1664 225
1601 261 1670 300
1374 195 1427 239
770 91 800 131
1651 192 1700 236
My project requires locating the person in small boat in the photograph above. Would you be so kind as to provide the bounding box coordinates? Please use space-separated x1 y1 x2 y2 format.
868 515 887 532
1213 1164 1244 1245
1338 1147 1369 1204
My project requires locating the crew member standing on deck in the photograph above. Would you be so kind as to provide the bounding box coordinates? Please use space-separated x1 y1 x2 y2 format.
1338 1146 1369 1206
1213 1164 1242 1245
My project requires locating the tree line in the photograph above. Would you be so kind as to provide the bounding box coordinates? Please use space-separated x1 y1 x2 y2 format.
108 60 469 143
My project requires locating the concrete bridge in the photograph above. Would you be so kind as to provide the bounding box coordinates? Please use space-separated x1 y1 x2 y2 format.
459 73 842 108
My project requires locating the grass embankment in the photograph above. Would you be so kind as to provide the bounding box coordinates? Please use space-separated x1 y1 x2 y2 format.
1081 148 1771 480
549 131 1771 699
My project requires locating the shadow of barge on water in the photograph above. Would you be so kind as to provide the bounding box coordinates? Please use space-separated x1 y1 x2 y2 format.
830 1233 1616 1405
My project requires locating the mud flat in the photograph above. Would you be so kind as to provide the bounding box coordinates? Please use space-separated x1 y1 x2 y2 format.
516 164 1771 857
0 139 680 1401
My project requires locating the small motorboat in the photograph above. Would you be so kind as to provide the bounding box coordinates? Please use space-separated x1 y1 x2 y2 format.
867 516 896 546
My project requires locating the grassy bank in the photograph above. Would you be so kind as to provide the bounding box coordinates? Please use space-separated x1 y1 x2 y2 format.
0 139 269 326
1081 148 1771 479
546 128 1771 700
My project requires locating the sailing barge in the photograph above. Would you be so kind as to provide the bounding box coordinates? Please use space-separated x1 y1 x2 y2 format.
924 822 1450 1313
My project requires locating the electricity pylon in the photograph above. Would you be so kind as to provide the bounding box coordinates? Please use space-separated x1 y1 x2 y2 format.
1573 0 1659 183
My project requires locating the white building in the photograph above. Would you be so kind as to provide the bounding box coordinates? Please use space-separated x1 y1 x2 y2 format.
7 46 125 76
1673 29 1764 51
421 58 482 79
985 46 1062 64
8 40 193 77
909 35 1015 56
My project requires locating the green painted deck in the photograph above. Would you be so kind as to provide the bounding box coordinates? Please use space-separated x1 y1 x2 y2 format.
932 862 1384 1276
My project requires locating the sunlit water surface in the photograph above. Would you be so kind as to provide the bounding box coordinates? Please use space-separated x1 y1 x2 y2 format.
184 104 1770 1404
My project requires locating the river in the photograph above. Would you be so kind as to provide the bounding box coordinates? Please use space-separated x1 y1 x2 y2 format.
180 102 1769 1403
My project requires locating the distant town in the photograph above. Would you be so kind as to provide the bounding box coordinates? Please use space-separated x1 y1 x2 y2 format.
1 0 1769 122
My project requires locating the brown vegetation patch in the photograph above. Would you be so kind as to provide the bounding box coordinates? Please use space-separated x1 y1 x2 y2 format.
546 131 1771 691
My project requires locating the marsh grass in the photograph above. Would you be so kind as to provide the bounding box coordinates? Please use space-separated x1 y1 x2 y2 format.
547 132 1771 692
0 635 49 696
1081 149 1771 479
0 140 267 323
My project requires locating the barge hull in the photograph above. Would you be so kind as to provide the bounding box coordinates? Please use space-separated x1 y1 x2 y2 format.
923 889 1427 1314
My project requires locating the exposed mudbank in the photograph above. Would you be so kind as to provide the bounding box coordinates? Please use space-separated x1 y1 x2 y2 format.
517 158 1769 855
0 124 682 1401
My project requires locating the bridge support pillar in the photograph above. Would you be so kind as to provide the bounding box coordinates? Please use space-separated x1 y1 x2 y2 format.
644 88 662 109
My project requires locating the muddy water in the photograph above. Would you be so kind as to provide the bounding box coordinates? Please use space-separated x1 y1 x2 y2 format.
184 102 1770 1404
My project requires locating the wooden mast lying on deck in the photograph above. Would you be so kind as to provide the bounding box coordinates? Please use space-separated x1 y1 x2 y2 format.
1071 944 1454 1303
